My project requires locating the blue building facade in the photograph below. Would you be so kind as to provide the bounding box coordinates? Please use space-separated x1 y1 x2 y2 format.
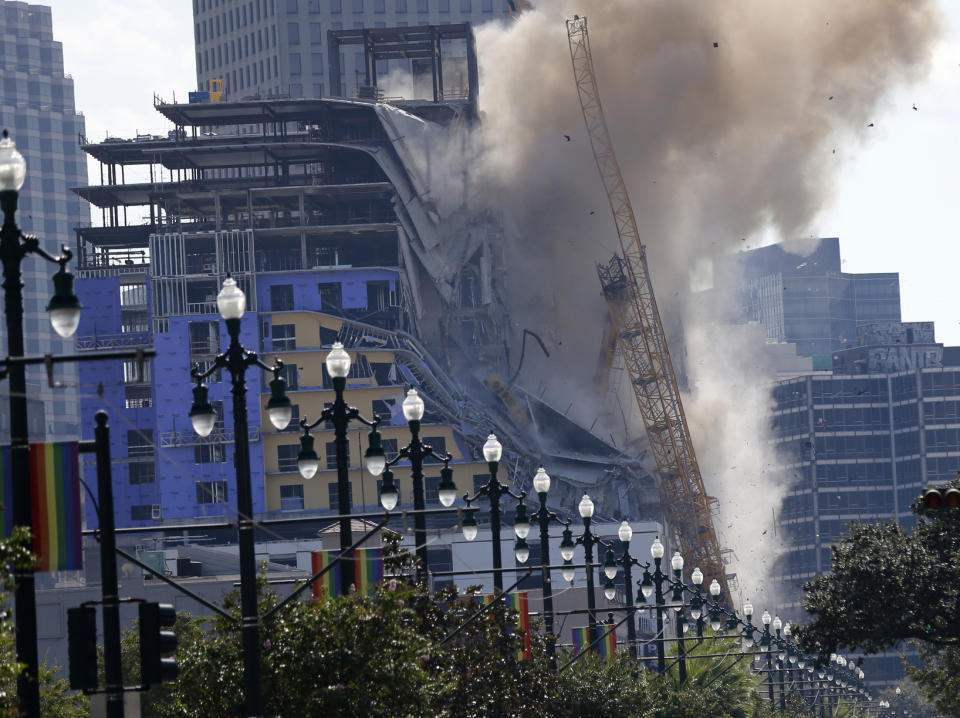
0 0 86 440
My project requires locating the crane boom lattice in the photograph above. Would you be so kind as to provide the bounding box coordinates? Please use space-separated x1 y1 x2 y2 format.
566 15 729 598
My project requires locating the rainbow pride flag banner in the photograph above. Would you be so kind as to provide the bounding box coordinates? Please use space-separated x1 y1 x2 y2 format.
572 626 617 662
479 591 532 660
0 442 82 572
353 548 384 594
310 548 383 599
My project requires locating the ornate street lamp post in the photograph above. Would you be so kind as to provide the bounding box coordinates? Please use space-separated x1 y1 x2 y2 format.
295 342 382 587
188 277 292 717
377 388 454 583
1 130 82 718
462 433 523 591
528 466 569 667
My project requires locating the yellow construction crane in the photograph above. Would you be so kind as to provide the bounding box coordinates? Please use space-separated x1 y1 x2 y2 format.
565 15 730 599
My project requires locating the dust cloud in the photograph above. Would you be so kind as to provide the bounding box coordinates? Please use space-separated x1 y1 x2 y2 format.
463 0 941 603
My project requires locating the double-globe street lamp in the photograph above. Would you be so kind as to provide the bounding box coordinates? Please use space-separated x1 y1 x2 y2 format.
374 388 455 583
1 130 82 717
461 433 524 591
188 276 294 718
525 466 569 667
293 341 384 587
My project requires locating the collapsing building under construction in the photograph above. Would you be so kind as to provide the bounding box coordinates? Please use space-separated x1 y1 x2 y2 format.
71 24 659 545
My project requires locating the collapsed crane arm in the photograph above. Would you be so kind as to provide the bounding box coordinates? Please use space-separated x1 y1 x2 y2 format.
566 15 730 599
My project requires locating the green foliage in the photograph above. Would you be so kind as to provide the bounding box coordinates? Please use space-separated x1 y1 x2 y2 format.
0 528 90 717
795 476 960 715
664 635 760 718
905 645 960 717
797 476 960 657
126 535 840 717
547 654 653 718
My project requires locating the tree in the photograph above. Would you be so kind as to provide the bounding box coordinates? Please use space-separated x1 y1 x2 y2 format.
0 527 90 717
795 476 960 715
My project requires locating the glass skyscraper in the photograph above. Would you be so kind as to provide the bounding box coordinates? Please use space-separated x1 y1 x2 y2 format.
191 0 510 101
734 238 901 366
771 320 958 684
0 1 86 440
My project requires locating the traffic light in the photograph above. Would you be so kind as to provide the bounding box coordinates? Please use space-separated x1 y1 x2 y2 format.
139 602 178 686
67 605 98 691
922 486 960 511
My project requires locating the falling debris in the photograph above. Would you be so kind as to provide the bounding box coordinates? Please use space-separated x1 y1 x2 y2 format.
867 122 875 127
828 95 834 100
713 42 719 48
912 103 918 111
589 210 595 215
563 134 571 141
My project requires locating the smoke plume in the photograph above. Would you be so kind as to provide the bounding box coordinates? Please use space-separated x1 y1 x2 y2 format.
462 0 941 602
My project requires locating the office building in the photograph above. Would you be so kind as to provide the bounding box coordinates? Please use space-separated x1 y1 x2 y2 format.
732 238 901 366
0 0 86 440
772 320 959 683
191 0 511 102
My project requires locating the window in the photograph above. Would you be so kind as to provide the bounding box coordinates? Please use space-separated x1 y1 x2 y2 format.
381 438 398 458
352 0 363 11
396 0 407 10
123 359 151 384
197 481 228 504
318 282 342 312
286 0 298 12
128 430 153 457
473 473 489 495
288 21 300 44
459 0 470 9
309 21 322 43
374 0 385 11
331 0 342 12
270 284 295 311
279 363 298 390
367 281 391 312
189 320 219 357
281 404 301 431
325 440 342 470
308 0 323 11
277 443 299 472
311 52 324 73
195 443 227 463
272 324 296 351
130 505 155 521
417 0 428 12
280 484 305 510
290 83 303 97
371 399 394 422
423 436 446 463
439 0 449 11
328 481 353 510
321 354 373 389
120 283 147 306
129 462 155 484
125 385 152 409
425 476 440 504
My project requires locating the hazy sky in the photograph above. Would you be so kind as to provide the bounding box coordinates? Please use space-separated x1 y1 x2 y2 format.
38 0 960 345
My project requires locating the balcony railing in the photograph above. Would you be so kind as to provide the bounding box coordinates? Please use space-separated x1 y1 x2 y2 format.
159 427 260 448
75 332 154 351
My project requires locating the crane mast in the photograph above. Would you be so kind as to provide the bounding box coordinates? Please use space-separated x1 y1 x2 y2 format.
566 15 730 597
